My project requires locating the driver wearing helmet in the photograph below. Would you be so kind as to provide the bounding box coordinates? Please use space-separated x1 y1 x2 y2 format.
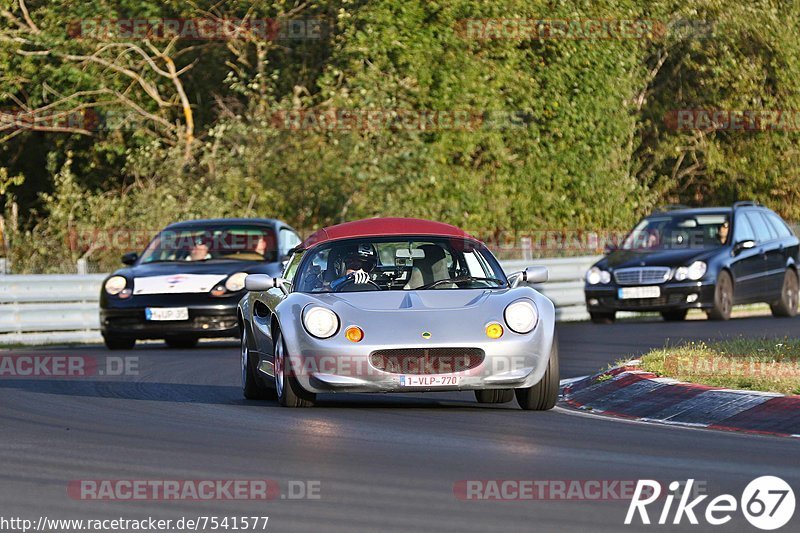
330 243 377 290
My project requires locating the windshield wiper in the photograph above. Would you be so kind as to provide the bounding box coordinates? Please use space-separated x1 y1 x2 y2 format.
417 276 506 290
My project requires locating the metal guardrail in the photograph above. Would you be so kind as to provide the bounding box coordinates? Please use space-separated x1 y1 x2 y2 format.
0 258 599 345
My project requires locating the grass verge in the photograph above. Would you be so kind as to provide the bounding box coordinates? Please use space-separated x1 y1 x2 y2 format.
635 337 800 395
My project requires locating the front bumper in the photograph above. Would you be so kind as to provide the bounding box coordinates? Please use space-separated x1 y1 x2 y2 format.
267 328 553 395
584 281 716 313
101 295 240 339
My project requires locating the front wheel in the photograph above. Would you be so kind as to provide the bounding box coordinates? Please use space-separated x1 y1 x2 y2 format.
475 389 514 404
274 331 316 407
241 325 275 400
771 269 799 317
515 337 559 411
708 271 733 321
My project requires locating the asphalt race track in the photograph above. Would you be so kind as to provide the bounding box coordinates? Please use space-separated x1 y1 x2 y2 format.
2 316 799 532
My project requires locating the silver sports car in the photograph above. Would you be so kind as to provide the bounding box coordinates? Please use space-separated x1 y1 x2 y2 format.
237 218 558 409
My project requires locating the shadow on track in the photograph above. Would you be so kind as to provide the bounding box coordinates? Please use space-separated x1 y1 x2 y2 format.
0 378 525 410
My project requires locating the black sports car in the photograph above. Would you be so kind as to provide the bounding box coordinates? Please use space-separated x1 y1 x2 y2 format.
99 218 301 349
584 202 799 323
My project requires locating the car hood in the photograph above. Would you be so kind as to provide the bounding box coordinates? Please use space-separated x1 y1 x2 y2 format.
317 289 498 312
274 286 555 347
599 248 718 269
112 260 280 279
280 288 542 325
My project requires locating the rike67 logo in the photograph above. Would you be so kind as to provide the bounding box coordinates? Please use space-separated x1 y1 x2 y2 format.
626 477 795 530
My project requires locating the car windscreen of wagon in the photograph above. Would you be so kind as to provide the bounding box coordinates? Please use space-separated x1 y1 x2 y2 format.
294 237 507 292
621 213 730 250
139 226 277 263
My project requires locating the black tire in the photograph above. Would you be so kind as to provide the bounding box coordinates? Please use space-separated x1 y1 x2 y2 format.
661 310 688 322
103 335 135 350
475 389 514 404
771 269 799 318
515 336 559 411
241 325 275 400
165 337 198 349
274 331 316 407
708 271 733 321
589 311 615 324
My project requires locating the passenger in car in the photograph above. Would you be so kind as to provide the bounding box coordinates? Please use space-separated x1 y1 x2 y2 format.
187 237 211 261
718 221 729 244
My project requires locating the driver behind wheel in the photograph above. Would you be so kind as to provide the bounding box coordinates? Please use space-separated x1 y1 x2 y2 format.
329 243 377 291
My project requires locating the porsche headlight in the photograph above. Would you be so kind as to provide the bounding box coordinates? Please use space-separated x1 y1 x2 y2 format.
303 306 339 339
504 300 538 334
104 276 127 295
586 267 610 285
225 272 248 292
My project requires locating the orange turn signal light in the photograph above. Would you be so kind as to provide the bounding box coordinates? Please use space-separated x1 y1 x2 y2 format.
486 323 504 339
345 326 364 343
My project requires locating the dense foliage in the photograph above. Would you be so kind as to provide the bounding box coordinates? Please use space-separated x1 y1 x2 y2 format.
1 0 799 271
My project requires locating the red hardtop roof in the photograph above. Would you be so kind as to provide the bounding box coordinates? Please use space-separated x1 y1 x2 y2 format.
301 218 478 248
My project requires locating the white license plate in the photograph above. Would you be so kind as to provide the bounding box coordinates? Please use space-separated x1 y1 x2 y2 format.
399 375 460 387
618 286 661 299
145 307 189 321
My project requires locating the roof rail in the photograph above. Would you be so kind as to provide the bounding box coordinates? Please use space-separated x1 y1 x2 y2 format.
733 201 759 209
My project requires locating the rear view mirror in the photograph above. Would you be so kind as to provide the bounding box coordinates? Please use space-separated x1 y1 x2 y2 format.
522 266 549 284
121 252 138 265
396 248 425 259
733 239 756 254
508 266 549 287
245 274 291 294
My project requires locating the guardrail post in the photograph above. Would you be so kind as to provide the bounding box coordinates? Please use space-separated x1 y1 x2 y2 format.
0 258 6 275
76 258 87 275
520 237 532 261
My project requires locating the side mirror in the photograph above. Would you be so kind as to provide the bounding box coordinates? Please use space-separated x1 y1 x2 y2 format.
603 243 617 254
508 266 549 287
245 274 290 294
121 252 138 265
733 239 756 255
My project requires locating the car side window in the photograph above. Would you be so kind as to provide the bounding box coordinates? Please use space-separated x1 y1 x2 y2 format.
765 212 793 238
283 251 305 281
733 214 755 243
279 228 302 257
758 213 778 240
744 211 772 243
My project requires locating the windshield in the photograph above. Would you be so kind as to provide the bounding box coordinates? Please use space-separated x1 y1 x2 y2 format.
621 213 730 250
293 237 507 293
139 226 277 264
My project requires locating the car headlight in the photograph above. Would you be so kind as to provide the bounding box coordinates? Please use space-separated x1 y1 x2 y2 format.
586 267 611 285
504 300 539 334
104 276 127 295
687 261 707 280
225 272 248 292
675 261 707 281
303 306 340 339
